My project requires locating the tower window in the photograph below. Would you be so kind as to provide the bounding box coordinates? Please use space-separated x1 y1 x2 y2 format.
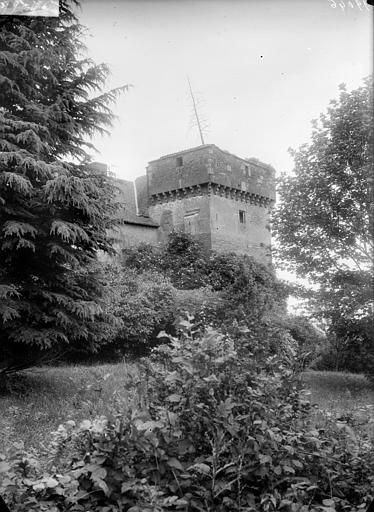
239 210 246 224
176 156 183 167
245 165 250 178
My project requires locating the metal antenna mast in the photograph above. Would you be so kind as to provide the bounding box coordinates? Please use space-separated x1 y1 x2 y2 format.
187 76 205 145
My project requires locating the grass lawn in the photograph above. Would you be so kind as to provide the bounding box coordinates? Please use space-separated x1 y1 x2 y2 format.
302 370 374 442
0 365 373 453
0 362 140 453
303 370 374 412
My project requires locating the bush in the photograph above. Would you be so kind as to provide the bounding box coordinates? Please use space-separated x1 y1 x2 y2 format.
280 315 325 370
172 287 224 329
313 316 374 381
122 233 287 330
73 236 290 361
121 233 209 290
2 323 373 511
118 233 292 365
101 265 176 357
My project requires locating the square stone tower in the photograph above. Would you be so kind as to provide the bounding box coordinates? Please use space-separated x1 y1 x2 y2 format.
146 144 276 263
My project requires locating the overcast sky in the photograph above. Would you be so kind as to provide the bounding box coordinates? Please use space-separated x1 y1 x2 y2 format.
79 0 372 182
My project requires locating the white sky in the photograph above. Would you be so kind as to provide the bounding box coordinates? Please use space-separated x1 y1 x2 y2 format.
79 0 372 182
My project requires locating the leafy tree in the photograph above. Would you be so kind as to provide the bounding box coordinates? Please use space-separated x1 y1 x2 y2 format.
284 314 325 368
273 78 373 372
0 1 128 375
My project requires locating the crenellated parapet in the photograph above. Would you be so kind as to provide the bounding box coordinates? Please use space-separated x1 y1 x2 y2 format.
101 143 275 263
147 144 276 204
149 182 274 208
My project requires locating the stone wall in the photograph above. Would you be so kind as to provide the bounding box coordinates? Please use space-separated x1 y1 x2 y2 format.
148 194 211 249
107 144 275 263
147 144 275 203
110 223 159 252
210 195 272 262
207 146 275 202
147 190 272 262
147 145 211 195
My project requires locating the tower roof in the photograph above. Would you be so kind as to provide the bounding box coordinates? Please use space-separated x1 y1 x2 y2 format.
148 144 275 174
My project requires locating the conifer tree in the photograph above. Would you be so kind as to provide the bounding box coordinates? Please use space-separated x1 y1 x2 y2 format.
0 1 128 373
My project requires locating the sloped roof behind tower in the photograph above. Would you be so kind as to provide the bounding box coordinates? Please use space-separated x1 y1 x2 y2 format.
114 178 158 227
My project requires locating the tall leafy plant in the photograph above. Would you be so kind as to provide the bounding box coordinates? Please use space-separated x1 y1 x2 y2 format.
2 323 373 511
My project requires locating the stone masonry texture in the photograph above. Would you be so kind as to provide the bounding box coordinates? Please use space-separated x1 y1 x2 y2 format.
111 144 276 264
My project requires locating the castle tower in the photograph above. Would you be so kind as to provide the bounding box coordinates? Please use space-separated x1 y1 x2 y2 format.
146 144 276 263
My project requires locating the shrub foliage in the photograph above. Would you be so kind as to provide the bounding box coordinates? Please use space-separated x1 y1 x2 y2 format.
101 265 176 357
120 232 287 339
1 322 373 511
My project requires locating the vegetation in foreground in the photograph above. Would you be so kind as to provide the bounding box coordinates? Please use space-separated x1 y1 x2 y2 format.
1 366 372 455
0 0 372 508
1 326 373 511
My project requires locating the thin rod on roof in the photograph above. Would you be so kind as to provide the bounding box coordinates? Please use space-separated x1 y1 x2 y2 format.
187 76 205 145
133 181 139 216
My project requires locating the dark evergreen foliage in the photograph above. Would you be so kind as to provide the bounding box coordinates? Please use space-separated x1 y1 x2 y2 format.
0 1 128 373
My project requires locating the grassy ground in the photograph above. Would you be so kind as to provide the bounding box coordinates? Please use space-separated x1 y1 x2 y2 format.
302 370 374 443
0 362 140 453
302 370 373 412
0 366 373 453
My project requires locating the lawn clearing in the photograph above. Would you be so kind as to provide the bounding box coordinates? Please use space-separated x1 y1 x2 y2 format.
302 370 374 443
1 366 373 454
0 362 140 453
303 370 374 411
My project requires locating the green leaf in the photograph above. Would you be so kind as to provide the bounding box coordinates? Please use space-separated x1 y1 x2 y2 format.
0 461 10 473
167 457 184 471
283 465 295 474
32 482 46 491
44 477 59 488
89 465 107 482
79 420 92 430
167 394 182 403
322 499 335 507
259 454 272 464
188 463 211 475
95 478 109 496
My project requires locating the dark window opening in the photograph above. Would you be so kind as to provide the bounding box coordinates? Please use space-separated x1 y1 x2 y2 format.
245 165 249 178
176 156 183 167
239 210 246 224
